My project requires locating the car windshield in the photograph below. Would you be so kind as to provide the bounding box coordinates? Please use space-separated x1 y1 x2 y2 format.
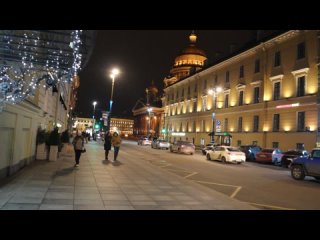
226 147 241 152
262 149 274 153
312 150 320 158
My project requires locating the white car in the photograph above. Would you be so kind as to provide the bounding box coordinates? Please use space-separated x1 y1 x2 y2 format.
151 139 170 149
206 146 246 164
138 137 152 146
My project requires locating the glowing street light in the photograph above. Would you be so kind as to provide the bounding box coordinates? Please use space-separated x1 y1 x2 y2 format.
107 68 120 131
207 86 222 142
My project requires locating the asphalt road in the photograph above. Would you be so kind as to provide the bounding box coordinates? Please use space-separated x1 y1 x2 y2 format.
118 140 320 210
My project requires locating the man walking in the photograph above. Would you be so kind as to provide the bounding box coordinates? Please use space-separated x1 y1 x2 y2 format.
72 130 85 167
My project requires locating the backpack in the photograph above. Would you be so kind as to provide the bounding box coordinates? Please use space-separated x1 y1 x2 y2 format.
75 137 83 150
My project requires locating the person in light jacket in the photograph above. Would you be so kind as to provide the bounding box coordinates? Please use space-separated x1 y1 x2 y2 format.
111 132 122 161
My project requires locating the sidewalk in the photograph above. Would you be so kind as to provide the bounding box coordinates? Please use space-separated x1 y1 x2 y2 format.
0 142 257 210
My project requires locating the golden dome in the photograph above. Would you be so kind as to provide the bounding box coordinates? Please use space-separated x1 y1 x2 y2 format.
164 31 208 87
180 33 206 57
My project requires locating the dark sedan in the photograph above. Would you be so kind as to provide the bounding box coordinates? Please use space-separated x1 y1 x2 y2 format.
281 150 309 168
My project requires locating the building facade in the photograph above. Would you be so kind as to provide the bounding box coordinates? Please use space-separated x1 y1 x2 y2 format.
110 118 134 136
162 30 319 152
73 117 94 132
132 82 163 138
0 80 73 179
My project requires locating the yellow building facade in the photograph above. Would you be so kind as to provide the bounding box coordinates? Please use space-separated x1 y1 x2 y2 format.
110 118 134 136
162 30 319 152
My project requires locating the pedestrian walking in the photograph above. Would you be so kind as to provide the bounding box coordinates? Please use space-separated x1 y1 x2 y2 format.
72 130 85 167
104 131 112 160
111 132 122 161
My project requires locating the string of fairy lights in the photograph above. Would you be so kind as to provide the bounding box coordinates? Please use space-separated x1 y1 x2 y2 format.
0 30 83 111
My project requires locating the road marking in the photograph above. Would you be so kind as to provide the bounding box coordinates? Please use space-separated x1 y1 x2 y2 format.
159 164 171 168
243 202 295 210
230 186 242 199
184 172 198 179
166 168 194 173
194 180 241 188
194 180 242 198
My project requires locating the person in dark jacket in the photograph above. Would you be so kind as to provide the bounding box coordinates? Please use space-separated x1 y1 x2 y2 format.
104 131 112 160
72 130 85 167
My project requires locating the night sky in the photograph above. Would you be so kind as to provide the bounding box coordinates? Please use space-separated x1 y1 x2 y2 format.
77 30 272 119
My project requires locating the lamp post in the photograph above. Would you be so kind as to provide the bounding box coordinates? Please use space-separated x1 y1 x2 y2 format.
92 101 97 138
107 68 120 132
147 107 152 137
208 86 222 142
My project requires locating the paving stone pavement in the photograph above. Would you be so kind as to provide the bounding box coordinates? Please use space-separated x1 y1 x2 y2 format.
0 142 257 210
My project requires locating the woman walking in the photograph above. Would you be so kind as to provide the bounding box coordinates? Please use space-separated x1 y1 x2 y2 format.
72 130 85 167
104 131 112 160
111 132 122 161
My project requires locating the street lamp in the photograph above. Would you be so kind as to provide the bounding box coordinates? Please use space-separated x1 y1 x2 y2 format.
92 101 97 138
147 107 152 137
107 68 120 132
207 86 222 142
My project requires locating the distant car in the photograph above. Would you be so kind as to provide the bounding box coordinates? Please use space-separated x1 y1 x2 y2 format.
201 143 220 155
170 141 195 155
138 137 151 146
239 145 262 161
206 146 246 164
151 139 170 149
291 148 320 181
280 150 309 168
256 148 283 165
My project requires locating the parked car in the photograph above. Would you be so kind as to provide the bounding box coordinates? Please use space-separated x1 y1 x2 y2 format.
170 141 195 155
151 139 170 149
239 145 262 161
280 150 309 168
206 146 246 164
201 143 220 155
137 137 151 146
255 148 283 165
291 148 320 181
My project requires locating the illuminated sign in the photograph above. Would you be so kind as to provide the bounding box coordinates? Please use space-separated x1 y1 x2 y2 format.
276 103 300 109
171 132 186 136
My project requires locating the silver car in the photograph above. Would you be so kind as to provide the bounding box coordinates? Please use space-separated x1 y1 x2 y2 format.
138 137 152 146
170 141 195 155
151 139 170 149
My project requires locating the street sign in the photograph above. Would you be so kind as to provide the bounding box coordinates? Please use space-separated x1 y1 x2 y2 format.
216 120 221 126
216 125 221 132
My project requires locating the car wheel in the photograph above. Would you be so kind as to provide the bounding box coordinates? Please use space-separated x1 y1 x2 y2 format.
314 177 320 181
291 165 305 180
206 154 211 160
221 156 227 164
190 152 193 155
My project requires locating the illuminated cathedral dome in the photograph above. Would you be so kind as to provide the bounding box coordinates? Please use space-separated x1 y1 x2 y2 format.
164 32 208 87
